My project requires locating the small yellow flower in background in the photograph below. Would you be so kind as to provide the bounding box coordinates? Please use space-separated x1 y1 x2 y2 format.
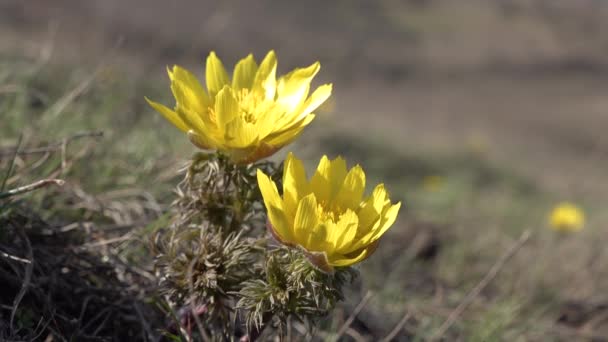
146 51 332 164
549 202 585 232
257 153 401 272
422 175 443 192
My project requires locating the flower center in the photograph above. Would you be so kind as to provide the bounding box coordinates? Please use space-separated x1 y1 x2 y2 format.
317 201 345 223
237 88 263 124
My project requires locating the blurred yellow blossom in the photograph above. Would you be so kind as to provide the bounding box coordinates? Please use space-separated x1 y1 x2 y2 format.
548 202 585 232
257 152 401 272
422 175 444 192
146 51 332 164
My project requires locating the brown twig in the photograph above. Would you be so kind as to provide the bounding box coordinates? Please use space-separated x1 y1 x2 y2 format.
345 327 369 342
0 178 65 200
75 231 134 251
1 134 23 192
43 66 102 120
334 291 374 341
10 227 34 334
0 250 32 264
133 301 155 342
187 258 211 342
430 230 531 340
0 131 104 157
380 309 413 342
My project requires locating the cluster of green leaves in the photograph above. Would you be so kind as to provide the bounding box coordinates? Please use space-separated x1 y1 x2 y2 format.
238 247 357 336
153 152 357 339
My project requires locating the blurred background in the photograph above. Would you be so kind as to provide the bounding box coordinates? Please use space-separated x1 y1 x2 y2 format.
2 0 608 340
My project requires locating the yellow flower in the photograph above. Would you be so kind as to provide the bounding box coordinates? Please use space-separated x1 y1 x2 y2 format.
422 175 443 192
146 51 332 164
548 202 585 232
257 153 401 272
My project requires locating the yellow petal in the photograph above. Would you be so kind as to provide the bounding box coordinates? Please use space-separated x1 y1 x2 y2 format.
356 201 379 235
252 103 288 138
349 201 401 254
326 156 348 204
310 156 332 205
370 184 390 216
267 205 294 244
355 184 385 236
145 97 188 132
205 51 230 96
263 114 315 147
224 118 258 149
355 184 389 237
232 54 258 91
253 50 277 100
297 84 332 119
170 80 213 136
175 107 207 136
169 77 215 131
293 194 323 251
328 242 377 267
309 155 348 206
369 202 401 242
214 86 240 128
168 65 209 108
257 170 282 208
276 61 320 111
282 152 310 220
187 130 216 150
257 170 294 242
335 165 366 210
332 209 359 253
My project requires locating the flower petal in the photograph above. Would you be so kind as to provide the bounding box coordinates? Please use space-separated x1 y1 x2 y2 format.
168 65 209 109
170 81 209 132
372 184 390 211
257 169 282 209
214 86 239 128
310 155 348 206
357 184 387 233
263 114 315 147
328 157 348 203
276 61 320 112
310 156 332 205
369 202 401 242
145 97 188 132
257 170 294 243
205 51 230 96
224 118 258 149
232 54 258 91
348 201 401 254
187 130 216 150
253 50 277 101
272 83 331 131
298 84 332 118
282 152 310 220
336 165 366 210
293 194 323 251
332 209 359 253
328 241 379 267
267 206 295 244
